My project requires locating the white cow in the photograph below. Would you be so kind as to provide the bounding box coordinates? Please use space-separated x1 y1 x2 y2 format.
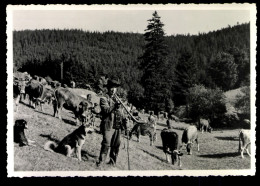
238 129 251 158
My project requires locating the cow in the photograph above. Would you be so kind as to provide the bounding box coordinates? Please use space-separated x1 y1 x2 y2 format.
50 81 61 89
25 79 55 111
181 125 199 155
13 79 27 112
238 129 251 158
129 122 157 146
53 87 93 125
13 72 32 111
39 77 48 86
161 128 183 166
198 118 212 133
140 109 145 114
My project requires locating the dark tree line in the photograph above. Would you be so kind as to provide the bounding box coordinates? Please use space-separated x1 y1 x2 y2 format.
13 21 250 112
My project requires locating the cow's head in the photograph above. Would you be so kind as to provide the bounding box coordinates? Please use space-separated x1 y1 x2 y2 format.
208 126 213 133
171 150 183 167
186 142 193 155
14 79 27 94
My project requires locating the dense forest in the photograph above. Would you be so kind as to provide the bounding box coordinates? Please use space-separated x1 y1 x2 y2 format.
13 22 250 112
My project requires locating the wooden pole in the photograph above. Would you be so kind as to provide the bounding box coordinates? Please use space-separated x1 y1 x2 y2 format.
60 61 63 83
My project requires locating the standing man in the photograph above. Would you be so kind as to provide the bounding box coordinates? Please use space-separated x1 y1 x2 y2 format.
96 79 128 167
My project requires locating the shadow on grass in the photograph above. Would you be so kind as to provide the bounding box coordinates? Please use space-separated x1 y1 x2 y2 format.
140 148 166 163
39 134 60 143
199 152 239 158
34 110 54 117
81 150 98 160
62 118 77 126
215 136 239 141
155 146 164 150
20 101 35 109
156 122 167 128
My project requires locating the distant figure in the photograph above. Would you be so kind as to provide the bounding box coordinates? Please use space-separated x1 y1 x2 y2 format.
166 119 174 129
86 94 93 106
70 81 75 88
148 112 156 129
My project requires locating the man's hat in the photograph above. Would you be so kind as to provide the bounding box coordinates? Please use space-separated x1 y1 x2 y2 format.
105 79 121 89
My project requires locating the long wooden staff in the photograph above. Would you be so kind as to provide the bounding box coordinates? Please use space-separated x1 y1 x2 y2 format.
113 94 145 124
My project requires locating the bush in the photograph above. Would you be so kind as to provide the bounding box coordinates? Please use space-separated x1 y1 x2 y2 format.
234 86 250 118
186 84 227 127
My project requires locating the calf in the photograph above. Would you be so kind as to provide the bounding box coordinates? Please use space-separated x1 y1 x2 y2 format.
161 128 183 166
199 118 212 133
53 87 93 125
238 129 251 158
181 125 199 155
129 122 157 146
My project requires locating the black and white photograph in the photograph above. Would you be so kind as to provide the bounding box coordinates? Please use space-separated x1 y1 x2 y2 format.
6 4 256 177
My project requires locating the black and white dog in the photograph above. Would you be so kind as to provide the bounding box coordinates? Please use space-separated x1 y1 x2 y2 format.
14 119 35 147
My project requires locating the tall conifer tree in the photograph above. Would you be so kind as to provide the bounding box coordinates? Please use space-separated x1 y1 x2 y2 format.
140 11 169 113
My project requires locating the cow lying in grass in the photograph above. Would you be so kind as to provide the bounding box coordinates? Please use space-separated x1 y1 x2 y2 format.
181 125 199 155
238 129 251 158
129 122 157 146
161 128 183 167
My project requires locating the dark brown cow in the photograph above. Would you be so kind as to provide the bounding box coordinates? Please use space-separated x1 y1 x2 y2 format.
53 88 93 125
25 79 55 111
161 128 183 166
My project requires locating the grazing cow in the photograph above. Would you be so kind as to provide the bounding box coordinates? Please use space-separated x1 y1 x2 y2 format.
25 79 55 111
238 129 251 158
161 128 183 166
129 122 157 146
181 125 199 155
53 87 93 125
199 118 212 133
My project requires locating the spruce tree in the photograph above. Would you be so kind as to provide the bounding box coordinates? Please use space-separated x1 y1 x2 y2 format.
140 11 169 113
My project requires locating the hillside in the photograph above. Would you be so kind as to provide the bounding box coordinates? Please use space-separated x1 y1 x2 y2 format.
13 100 251 172
13 23 250 110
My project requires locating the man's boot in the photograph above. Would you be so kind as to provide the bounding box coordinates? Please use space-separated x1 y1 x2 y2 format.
108 147 119 167
96 146 109 167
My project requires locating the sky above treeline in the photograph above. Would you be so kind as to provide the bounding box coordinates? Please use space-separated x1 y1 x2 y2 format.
9 4 254 36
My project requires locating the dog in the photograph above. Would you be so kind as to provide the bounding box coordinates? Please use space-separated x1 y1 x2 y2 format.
14 119 35 147
44 124 94 161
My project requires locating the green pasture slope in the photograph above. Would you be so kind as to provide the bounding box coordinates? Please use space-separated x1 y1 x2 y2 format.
12 88 251 171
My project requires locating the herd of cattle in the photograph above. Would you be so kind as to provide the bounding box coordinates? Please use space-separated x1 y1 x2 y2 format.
13 71 251 168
